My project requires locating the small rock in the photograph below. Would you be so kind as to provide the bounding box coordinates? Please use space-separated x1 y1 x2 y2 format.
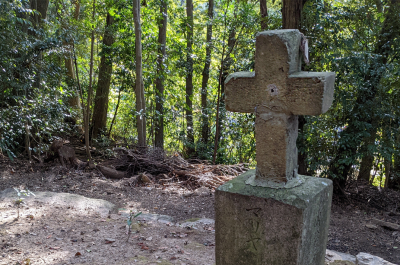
356 252 396 265
325 249 356 264
105 238 116 244
194 187 210 197
146 236 153 241
365 224 378 229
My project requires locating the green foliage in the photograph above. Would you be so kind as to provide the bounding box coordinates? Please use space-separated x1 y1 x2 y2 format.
300 0 400 182
0 0 70 159
3 0 400 190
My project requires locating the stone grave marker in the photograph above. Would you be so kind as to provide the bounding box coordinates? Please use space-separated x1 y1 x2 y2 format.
215 29 335 265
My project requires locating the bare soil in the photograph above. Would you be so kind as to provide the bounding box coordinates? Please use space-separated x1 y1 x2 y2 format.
0 156 400 264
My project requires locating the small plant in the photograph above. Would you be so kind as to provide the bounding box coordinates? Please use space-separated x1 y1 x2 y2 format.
14 187 35 220
126 211 142 241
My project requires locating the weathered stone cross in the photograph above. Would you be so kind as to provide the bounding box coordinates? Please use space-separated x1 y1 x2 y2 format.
225 29 335 188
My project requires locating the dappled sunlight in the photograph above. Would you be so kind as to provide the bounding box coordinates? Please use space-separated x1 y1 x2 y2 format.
0 199 140 264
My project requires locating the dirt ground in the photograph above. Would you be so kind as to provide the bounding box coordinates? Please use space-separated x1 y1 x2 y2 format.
1 157 400 264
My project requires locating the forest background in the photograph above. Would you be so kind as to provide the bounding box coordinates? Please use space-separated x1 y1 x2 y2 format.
1 0 400 192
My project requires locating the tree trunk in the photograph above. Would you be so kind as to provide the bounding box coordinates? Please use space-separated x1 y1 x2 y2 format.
358 128 378 181
384 155 391 189
329 0 400 193
92 13 115 138
359 154 374 182
108 88 121 137
282 0 308 175
213 29 235 163
154 0 168 149
185 0 195 156
65 57 81 108
213 3 238 163
282 0 305 29
390 149 400 190
29 0 49 27
297 115 309 175
66 0 81 111
200 0 213 144
84 0 96 160
260 0 268 30
28 0 49 92
133 0 146 147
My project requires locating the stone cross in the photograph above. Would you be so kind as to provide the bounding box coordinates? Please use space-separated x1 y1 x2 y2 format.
225 29 335 188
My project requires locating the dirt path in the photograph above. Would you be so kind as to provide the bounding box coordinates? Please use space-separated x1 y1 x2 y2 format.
0 191 215 265
0 160 399 264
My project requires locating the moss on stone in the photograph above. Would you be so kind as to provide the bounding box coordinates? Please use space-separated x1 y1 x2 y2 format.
217 169 332 210
184 218 201 222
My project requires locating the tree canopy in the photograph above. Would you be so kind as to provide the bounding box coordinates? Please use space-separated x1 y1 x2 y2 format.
1 0 400 191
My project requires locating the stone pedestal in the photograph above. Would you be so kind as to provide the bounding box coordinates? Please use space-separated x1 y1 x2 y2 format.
215 170 333 265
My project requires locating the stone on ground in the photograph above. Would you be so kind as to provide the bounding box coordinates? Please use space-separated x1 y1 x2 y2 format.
0 187 116 217
326 249 357 264
356 252 397 265
325 250 397 265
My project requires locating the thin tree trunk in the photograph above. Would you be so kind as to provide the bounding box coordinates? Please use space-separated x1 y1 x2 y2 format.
74 0 80 19
133 0 146 147
384 156 391 189
260 0 268 30
154 0 168 149
212 46 224 164
73 42 85 122
92 13 115 138
185 0 195 156
200 0 213 145
25 120 31 161
65 57 81 108
84 0 96 160
66 0 81 111
390 146 400 190
108 88 121 137
27 0 48 101
213 1 238 163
